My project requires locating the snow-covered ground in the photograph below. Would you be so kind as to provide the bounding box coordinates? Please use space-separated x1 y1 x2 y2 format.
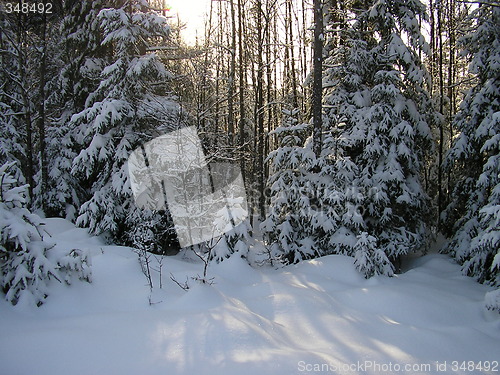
1 219 499 375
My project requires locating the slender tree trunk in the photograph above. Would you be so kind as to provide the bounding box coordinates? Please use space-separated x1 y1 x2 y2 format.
312 0 323 158
214 1 223 133
437 0 445 227
287 0 299 109
447 0 456 204
16 12 35 204
38 13 48 213
283 1 291 103
301 0 309 116
256 0 265 220
238 0 246 181
249 46 257 228
430 0 436 77
265 3 272 188
228 0 236 145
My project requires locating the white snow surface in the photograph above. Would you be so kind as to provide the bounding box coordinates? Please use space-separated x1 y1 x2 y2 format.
1 219 499 375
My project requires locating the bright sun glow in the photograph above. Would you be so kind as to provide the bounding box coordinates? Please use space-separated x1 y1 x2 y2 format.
164 0 210 45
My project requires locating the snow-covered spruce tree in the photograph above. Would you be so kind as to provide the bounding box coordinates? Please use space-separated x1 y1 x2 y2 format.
70 1 182 246
353 232 394 277
0 162 91 306
442 4 499 306
262 6 371 268
43 0 109 218
0 8 34 195
322 0 434 275
2 4 69 213
320 19 373 264
262 106 363 265
0 83 25 187
261 110 324 264
210 198 251 263
318 121 366 259
0 162 57 306
206 161 251 262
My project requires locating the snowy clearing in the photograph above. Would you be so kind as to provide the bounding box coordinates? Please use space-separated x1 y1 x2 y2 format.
0 218 499 375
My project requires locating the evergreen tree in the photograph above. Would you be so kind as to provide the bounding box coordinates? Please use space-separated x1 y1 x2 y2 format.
353 231 394 277
0 80 25 186
322 0 434 275
70 0 182 246
44 0 109 218
442 4 499 303
263 0 433 275
0 162 91 306
261 111 323 264
0 162 58 306
0 8 35 196
210 173 252 262
1 4 66 211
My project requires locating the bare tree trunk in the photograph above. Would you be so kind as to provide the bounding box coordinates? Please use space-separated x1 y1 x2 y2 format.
16 12 35 204
256 0 265 220
38 13 48 213
312 0 323 158
437 0 445 228
446 0 456 204
265 10 271 189
287 0 299 109
249 43 257 228
214 1 223 134
238 0 247 182
228 0 236 145
300 0 309 116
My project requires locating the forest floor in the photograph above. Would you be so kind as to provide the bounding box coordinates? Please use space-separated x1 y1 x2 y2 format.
1 218 499 375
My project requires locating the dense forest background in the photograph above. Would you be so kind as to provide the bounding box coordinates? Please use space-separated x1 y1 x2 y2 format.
0 0 498 308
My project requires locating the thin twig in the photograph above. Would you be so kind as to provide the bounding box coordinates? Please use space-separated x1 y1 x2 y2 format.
170 273 189 291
